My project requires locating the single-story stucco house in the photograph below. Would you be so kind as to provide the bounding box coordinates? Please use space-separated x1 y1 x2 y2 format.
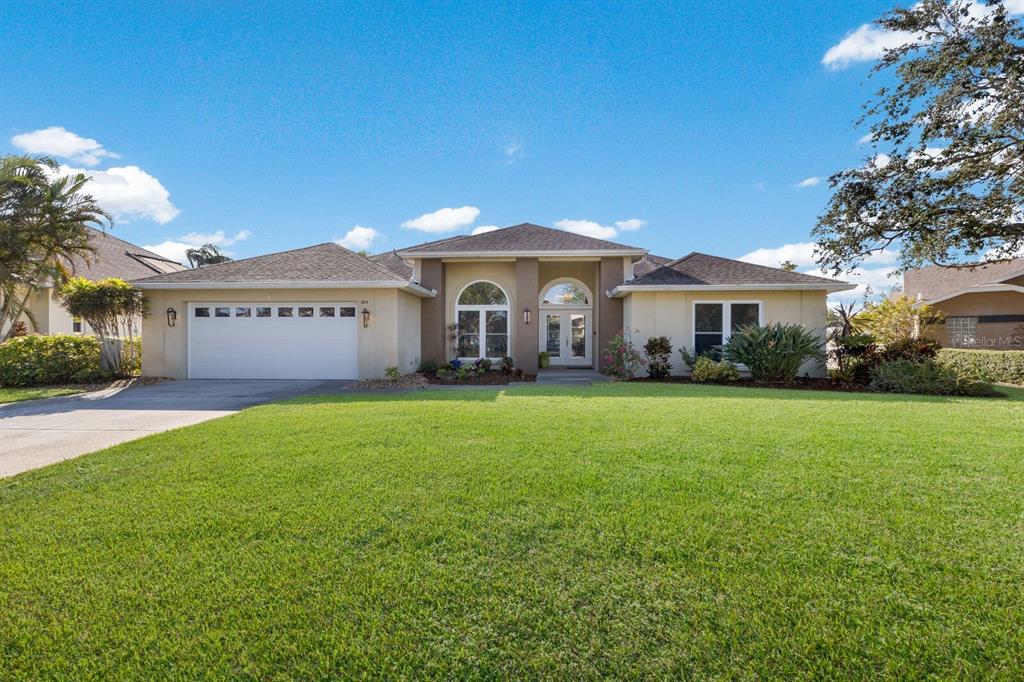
133 223 853 379
4 227 184 338
905 258 1024 350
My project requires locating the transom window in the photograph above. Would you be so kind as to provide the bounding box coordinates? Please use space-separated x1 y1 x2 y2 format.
693 301 761 356
541 281 590 305
456 281 509 360
948 316 977 348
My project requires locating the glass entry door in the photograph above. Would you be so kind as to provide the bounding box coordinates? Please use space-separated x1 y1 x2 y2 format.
542 311 591 366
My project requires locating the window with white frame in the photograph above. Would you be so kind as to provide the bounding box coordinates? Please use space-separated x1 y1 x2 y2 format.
948 316 977 347
693 301 761 356
456 281 509 360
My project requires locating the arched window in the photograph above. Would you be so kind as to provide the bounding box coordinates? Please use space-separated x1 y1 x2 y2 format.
455 281 509 360
541 280 591 306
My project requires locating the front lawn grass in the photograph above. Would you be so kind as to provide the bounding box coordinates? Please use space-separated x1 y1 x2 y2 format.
2 383 1023 678
0 385 85 404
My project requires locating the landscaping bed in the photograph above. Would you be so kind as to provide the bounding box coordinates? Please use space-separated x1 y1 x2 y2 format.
423 371 536 385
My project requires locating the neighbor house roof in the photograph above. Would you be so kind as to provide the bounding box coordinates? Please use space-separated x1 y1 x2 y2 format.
396 223 646 257
59 227 185 282
133 243 435 296
369 250 414 279
904 257 1024 302
609 252 853 297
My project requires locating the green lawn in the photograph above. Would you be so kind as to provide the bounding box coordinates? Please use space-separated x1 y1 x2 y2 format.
2 384 1024 678
0 385 85 404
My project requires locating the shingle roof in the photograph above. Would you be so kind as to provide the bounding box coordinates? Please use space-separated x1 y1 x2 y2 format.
903 258 1024 300
628 252 849 287
63 227 185 281
397 223 644 254
632 254 674 278
132 243 408 284
369 250 414 279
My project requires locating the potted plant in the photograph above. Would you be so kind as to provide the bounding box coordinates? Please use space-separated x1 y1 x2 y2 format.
538 351 550 368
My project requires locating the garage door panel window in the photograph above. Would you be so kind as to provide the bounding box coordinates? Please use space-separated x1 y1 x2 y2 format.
693 302 762 356
298 307 314 318
277 307 293 317
456 281 509 361
195 307 210 318
235 307 251 318
339 307 355 317
256 307 271 318
319 307 335 317
215 307 230 318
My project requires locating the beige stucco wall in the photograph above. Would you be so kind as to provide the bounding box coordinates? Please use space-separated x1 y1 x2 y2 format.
922 290 1024 349
141 288 421 379
624 289 829 377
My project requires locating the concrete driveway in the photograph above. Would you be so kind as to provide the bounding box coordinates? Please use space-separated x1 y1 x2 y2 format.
0 379 352 478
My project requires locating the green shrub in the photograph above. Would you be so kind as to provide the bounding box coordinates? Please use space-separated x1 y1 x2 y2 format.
722 323 823 382
936 349 1024 385
601 333 645 380
880 336 941 362
643 336 673 379
0 334 107 386
384 366 401 379
417 359 439 374
690 355 740 383
829 333 881 384
499 356 514 374
869 359 997 396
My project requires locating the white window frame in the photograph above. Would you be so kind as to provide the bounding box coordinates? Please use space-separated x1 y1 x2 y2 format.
454 281 511 362
691 300 763 354
539 277 593 308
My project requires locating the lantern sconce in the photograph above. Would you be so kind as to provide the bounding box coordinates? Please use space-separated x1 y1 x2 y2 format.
523 307 531 325
361 307 371 328
166 307 177 327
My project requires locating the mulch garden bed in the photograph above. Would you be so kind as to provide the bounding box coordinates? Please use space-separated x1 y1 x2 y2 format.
628 376 881 393
423 372 536 386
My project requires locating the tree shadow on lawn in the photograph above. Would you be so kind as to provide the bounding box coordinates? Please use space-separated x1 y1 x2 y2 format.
285 382 1024 407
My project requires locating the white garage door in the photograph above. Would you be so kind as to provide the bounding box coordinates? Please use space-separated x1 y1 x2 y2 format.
188 303 358 379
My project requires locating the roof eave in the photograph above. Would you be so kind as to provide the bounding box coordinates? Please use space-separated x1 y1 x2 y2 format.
396 248 647 259
134 280 437 297
607 283 856 298
919 283 1024 305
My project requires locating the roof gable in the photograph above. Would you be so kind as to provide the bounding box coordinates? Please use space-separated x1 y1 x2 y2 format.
62 228 186 281
369 250 414 279
397 223 644 255
132 242 408 284
627 252 849 288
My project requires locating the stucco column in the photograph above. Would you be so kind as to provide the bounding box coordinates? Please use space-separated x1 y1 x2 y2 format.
515 257 539 373
419 258 446 365
597 257 626 372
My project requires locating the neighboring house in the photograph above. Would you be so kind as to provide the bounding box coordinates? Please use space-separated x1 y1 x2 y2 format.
133 223 852 380
904 258 1024 349
12 227 184 337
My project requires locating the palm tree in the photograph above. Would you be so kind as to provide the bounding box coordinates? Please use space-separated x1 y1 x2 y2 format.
185 243 232 268
1 155 110 339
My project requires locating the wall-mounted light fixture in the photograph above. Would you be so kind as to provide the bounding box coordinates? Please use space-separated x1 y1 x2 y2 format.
166 307 177 327
361 307 371 328
523 307 531 325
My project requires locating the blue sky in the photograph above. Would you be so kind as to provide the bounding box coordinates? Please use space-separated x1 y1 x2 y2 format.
2 0 926 297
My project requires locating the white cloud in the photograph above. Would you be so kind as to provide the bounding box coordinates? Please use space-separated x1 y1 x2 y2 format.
402 206 480 233
335 225 380 251
795 176 822 188
553 219 618 240
858 132 875 144
471 225 500 235
740 241 900 301
11 126 119 166
822 24 917 70
614 218 647 231
55 164 179 224
554 217 646 240
824 2 1024 70
143 229 251 265
504 142 523 163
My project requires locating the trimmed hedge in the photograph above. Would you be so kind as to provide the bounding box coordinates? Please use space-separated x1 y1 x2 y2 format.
936 349 1024 385
0 334 107 386
870 359 998 397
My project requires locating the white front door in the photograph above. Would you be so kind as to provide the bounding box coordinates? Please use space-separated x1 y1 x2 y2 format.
541 311 591 366
188 302 358 379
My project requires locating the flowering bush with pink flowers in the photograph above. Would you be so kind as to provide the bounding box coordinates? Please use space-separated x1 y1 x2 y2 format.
602 333 645 380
